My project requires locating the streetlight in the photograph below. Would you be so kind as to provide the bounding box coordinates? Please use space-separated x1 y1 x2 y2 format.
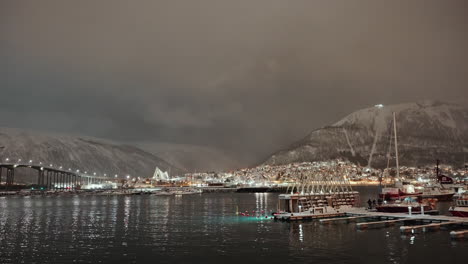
29 160 33 163
5 158 9 162
114 174 118 178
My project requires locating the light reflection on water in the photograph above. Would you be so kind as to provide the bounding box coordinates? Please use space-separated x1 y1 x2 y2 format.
0 191 465 264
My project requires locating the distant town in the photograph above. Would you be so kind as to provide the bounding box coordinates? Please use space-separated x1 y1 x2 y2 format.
144 160 468 188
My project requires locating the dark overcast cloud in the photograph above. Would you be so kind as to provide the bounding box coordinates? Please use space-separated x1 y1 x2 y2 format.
1 0 468 166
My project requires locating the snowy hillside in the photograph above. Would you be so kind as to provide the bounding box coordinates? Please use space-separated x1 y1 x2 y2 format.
0 128 182 181
263 101 468 168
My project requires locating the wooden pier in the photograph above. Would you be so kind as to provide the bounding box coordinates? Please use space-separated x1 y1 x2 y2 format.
345 208 465 221
276 207 468 239
345 208 468 238
357 218 418 230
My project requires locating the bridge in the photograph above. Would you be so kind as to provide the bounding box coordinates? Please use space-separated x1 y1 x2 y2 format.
0 161 112 190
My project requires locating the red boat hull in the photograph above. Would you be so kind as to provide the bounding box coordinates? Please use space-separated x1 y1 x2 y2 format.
376 205 432 213
449 209 468 217
379 192 422 200
421 193 455 201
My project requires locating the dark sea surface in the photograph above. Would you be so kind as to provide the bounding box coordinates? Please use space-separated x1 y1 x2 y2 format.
0 186 466 264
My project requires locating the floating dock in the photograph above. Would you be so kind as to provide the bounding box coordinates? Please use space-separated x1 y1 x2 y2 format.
274 207 468 239
320 216 370 224
356 218 418 230
400 221 463 233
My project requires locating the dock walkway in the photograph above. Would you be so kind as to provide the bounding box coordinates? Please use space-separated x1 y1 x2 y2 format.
344 207 468 225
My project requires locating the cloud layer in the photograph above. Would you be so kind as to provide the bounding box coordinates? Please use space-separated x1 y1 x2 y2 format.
1 0 468 167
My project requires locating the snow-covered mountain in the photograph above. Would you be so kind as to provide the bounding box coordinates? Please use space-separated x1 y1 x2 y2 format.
0 128 182 181
263 101 468 168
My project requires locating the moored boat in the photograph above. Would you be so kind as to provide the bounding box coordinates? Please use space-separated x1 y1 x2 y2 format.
420 185 455 201
449 194 468 217
376 197 435 213
379 182 422 200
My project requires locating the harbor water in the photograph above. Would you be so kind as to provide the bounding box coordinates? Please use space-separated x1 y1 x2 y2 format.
0 187 466 264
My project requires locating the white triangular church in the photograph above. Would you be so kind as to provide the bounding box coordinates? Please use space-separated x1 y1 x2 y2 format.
153 167 169 181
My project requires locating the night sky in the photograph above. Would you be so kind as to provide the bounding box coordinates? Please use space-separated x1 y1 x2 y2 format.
1 0 468 167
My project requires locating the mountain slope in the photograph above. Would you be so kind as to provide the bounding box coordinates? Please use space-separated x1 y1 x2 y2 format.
0 128 182 181
263 101 468 168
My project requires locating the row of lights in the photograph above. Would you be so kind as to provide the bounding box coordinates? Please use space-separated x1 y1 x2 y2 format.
2 157 132 179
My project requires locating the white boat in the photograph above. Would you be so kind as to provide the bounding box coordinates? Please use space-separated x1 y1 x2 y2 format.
453 186 467 199
449 193 468 217
419 184 455 201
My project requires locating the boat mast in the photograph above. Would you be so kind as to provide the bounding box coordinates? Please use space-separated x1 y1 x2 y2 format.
393 112 400 179
380 117 394 191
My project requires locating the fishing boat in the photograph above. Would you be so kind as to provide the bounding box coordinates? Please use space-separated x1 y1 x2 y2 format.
420 185 455 201
375 112 440 214
453 186 467 199
376 197 435 213
378 112 420 201
449 193 468 217
415 161 456 201
379 182 421 200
